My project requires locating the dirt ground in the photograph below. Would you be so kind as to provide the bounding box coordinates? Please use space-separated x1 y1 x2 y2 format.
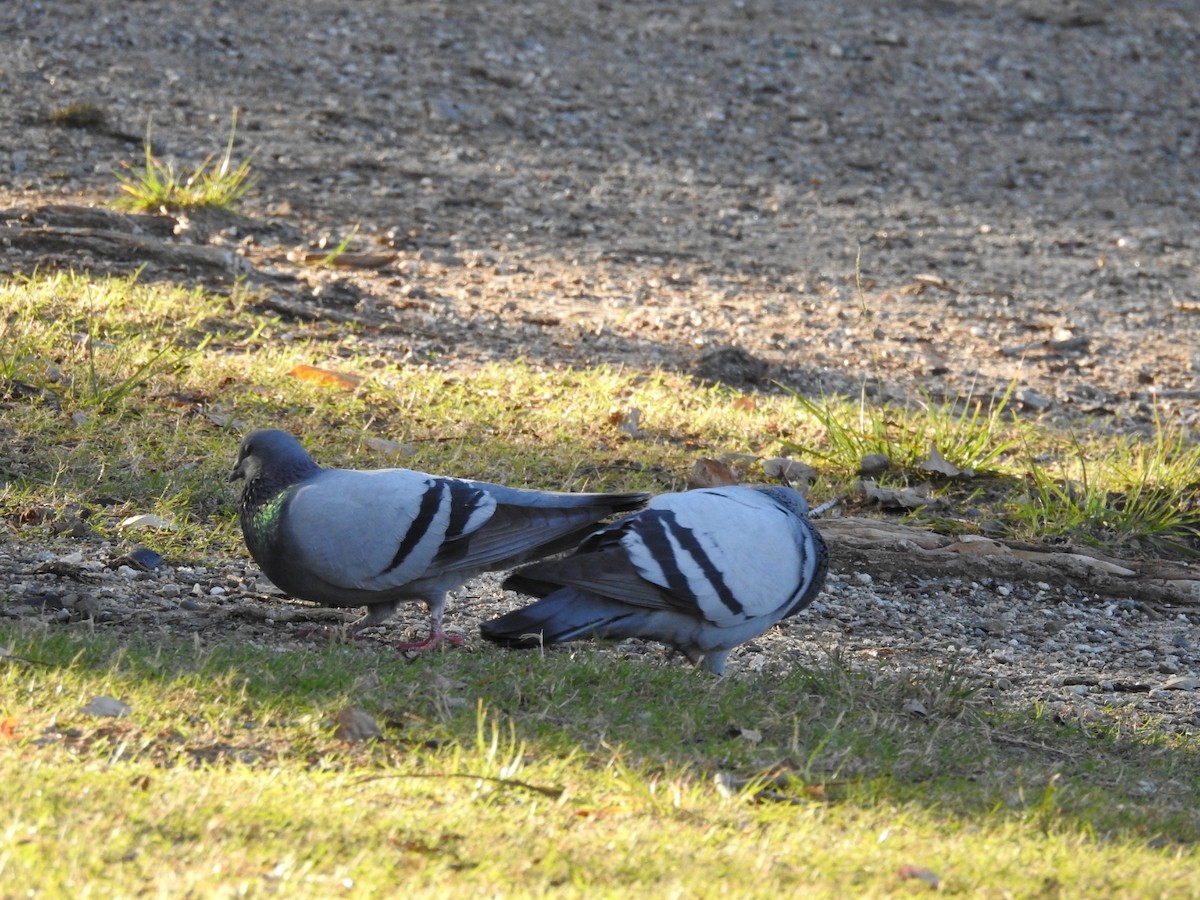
2 1 1199 728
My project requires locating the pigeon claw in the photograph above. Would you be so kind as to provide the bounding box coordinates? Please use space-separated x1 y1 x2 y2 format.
394 631 465 653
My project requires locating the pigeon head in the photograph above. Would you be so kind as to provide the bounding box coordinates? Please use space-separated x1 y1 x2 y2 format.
229 429 321 502
754 485 810 517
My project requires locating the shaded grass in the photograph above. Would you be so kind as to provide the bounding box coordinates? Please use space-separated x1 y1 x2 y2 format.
2 628 1197 897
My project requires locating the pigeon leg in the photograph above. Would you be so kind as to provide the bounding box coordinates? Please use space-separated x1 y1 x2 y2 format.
393 595 464 652
347 601 400 638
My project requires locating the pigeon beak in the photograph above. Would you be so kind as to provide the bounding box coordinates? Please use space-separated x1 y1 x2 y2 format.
228 460 245 482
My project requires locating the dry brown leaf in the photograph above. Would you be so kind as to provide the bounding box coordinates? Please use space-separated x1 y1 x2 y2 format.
609 406 646 438
917 444 974 479
288 364 363 391
333 706 383 742
859 481 941 511
119 514 176 531
688 457 739 489
732 395 757 411
761 456 815 484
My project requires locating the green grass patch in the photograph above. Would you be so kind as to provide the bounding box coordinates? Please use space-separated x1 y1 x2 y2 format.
2 628 1197 896
3 269 1200 895
113 114 256 213
3 270 1199 560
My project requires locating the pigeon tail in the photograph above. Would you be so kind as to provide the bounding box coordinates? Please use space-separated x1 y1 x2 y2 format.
480 589 641 647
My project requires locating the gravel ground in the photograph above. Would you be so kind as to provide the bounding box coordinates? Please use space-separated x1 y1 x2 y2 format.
2 1 1199 731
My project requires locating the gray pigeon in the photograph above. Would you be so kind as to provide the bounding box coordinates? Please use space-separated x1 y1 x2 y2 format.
480 485 828 674
230 429 648 650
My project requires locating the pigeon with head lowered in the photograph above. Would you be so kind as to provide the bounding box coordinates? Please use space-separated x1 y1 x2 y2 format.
480 485 828 674
230 429 649 651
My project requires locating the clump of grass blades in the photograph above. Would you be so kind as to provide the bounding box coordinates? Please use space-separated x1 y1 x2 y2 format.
1012 419 1200 552
114 112 255 213
782 382 1020 479
48 100 108 130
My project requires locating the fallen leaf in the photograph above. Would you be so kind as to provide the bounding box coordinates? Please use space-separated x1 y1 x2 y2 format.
732 395 757 411
82 696 131 718
1 717 20 740
897 864 941 889
609 407 646 438
333 706 383 742
901 698 929 717
203 410 246 429
726 724 763 744
917 444 973 479
119 514 176 531
859 481 941 512
762 456 815 484
365 436 416 456
688 458 739 489
288 364 363 391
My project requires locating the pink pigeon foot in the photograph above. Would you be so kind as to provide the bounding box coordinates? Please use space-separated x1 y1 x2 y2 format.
394 628 465 653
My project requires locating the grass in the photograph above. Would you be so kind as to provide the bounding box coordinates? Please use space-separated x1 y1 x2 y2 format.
113 113 256 213
2 629 1197 897
782 380 1021 477
2 269 1198 557
2 269 1200 895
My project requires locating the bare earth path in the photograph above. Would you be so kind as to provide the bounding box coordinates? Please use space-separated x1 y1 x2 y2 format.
2 0 1199 730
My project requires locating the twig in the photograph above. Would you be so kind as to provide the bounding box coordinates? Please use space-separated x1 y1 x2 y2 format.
0 647 53 667
353 771 564 799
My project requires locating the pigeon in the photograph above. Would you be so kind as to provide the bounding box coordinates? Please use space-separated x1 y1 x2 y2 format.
229 428 649 651
480 485 829 674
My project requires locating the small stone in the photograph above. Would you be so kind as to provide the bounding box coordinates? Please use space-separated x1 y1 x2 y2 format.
858 454 890 477
81 696 131 718
1159 675 1199 691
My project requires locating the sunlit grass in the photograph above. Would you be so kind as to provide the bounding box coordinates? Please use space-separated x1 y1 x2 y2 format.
1011 418 1200 553
1 629 1196 897
113 113 256 213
